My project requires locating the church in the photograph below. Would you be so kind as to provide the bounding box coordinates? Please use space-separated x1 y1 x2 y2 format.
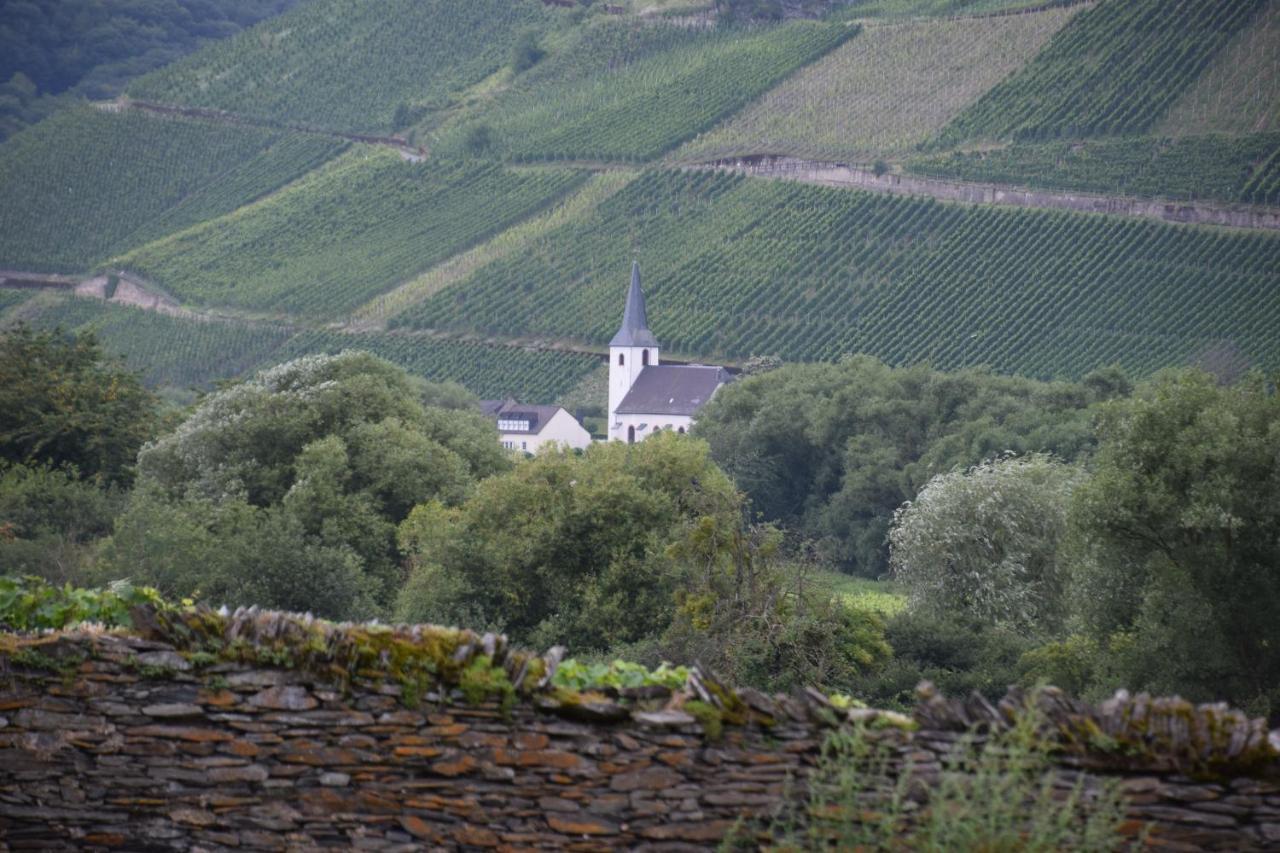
608 262 731 443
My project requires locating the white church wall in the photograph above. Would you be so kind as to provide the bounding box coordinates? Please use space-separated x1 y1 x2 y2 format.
610 411 693 443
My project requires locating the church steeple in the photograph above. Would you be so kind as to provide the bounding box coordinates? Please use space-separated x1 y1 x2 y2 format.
610 261 659 348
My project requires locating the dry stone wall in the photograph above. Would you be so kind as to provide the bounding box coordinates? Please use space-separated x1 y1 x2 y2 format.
2 612 1280 851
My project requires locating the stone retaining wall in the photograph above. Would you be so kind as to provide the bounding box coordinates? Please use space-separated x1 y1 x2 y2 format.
2 619 1280 850
697 156 1280 231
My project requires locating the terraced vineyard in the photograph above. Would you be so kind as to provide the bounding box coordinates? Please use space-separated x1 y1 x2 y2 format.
128 0 555 135
15 296 295 390
274 330 601 402
674 8 1079 163
909 133 1280 205
434 19 856 163
1158 0 1280 136
935 0 1269 145
0 289 33 316
392 170 1280 378
0 107 344 271
119 152 586 320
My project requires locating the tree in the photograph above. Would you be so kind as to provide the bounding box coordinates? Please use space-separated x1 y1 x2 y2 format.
1069 370 1280 713
889 453 1085 637
0 462 121 584
0 325 158 486
510 29 544 73
100 352 507 618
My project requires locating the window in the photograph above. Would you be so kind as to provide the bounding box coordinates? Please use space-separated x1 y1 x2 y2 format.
627 426 635 444
642 349 649 366
677 426 685 434
521 441 527 450
618 353 625 366
498 418 530 432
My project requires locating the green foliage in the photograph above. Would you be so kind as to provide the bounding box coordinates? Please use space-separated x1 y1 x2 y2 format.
0 0 299 140
696 357 1106 575
99 352 508 618
434 20 856 162
20 296 295 391
272 330 601 403
121 152 586 319
128 0 556 134
936 0 1267 144
393 170 1280 379
909 133 1280 206
1069 369 1280 713
0 462 121 584
890 453 1085 637
394 433 741 649
458 654 516 712
0 575 164 631
551 659 690 691
0 324 159 486
767 708 1129 850
0 107 344 272
511 30 545 73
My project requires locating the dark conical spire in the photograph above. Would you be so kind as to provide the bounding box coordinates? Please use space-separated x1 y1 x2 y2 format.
610 260 659 348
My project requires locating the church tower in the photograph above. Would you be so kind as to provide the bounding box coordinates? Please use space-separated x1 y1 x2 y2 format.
608 261 659 440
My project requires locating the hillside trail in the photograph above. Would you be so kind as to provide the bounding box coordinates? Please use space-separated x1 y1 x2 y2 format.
689 156 1280 231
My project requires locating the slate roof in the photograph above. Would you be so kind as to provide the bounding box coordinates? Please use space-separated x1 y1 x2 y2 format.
479 399 567 435
615 365 731 416
609 261 660 348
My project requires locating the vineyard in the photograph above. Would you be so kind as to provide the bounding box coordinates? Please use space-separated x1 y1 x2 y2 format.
15 295 295 390
839 0 1085 16
127 0 555 135
0 106 343 272
433 19 856 163
673 8 1079 163
391 169 1280 379
273 330 602 402
935 0 1269 145
1158 0 1280 137
117 151 587 320
0 289 33 316
908 133 1280 205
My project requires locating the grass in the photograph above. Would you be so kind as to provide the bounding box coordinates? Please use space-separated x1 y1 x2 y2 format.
810 569 906 616
673 9 1078 163
1157 0 1280 136
0 106 343 272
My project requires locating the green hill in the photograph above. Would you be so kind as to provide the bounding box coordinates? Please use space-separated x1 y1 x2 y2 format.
391 169 1280 378
0 106 344 272
117 152 586 319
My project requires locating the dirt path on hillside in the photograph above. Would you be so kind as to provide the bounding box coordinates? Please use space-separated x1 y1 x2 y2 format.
693 156 1280 231
97 99 428 161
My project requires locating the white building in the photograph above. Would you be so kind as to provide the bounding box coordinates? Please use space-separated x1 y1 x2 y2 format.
608 261 731 443
480 399 592 454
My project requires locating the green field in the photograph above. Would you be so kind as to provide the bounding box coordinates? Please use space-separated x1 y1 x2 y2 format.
128 0 555 135
432 19 856 163
674 8 1078 163
391 169 1280 379
0 106 344 272
809 571 906 617
909 133 1280 205
935 0 1269 145
273 330 602 403
13 295 295 390
119 151 587 320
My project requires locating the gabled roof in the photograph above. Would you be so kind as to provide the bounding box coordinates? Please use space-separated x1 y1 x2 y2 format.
479 399 569 435
615 365 731 416
609 261 660 348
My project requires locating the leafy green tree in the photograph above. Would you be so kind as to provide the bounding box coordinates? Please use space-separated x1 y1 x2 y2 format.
0 462 121 584
890 454 1085 637
695 356 1112 576
1069 370 1280 712
0 325 158 486
100 352 507 618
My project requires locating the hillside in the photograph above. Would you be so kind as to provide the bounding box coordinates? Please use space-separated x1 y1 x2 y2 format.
1 0 1278 401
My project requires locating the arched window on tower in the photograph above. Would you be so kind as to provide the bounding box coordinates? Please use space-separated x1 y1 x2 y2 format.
642 349 649 366
618 353 625 366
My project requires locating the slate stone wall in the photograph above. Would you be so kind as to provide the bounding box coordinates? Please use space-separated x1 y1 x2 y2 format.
3 630 1280 851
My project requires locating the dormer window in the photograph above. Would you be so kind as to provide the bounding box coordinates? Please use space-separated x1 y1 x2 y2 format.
498 418 531 432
